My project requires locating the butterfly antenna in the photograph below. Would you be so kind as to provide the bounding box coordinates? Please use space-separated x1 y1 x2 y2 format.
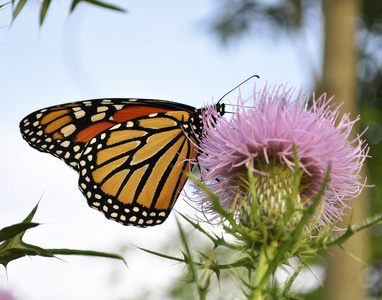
217 75 260 104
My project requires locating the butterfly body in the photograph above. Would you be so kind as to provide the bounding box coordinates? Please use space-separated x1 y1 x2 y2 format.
20 98 224 227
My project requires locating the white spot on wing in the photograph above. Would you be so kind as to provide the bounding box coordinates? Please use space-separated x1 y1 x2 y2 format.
113 105 124 110
83 147 92 155
110 123 122 130
61 141 70 148
91 113 106 122
97 106 109 112
74 110 85 119
61 124 76 137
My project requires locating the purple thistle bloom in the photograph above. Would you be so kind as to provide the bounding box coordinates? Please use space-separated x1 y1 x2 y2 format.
193 84 369 230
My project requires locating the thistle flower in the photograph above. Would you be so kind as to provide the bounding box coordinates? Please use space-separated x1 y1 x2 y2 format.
193 84 369 234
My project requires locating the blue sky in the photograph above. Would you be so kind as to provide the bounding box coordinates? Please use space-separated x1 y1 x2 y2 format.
0 1 320 299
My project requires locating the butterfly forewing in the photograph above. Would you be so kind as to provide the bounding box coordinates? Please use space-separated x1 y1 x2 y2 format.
19 99 196 170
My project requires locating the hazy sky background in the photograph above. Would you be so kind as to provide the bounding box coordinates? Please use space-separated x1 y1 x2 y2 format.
0 1 321 299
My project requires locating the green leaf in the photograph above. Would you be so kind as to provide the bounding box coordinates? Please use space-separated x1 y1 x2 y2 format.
47 248 126 263
40 0 51 26
12 0 27 21
324 213 382 248
70 0 126 13
22 201 39 223
0 203 48 267
0 222 39 243
137 246 185 263
0 2 11 9
70 0 80 12
0 202 125 267
0 202 40 243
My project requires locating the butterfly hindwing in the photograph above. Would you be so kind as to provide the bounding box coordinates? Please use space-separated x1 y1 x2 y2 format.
77 111 198 226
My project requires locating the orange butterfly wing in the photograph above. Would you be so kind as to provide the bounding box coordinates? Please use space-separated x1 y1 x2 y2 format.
20 99 216 227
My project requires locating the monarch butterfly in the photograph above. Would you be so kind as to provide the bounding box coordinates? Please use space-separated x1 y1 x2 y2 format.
20 99 225 227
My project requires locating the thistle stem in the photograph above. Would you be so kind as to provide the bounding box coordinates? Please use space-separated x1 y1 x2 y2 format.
250 241 277 300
